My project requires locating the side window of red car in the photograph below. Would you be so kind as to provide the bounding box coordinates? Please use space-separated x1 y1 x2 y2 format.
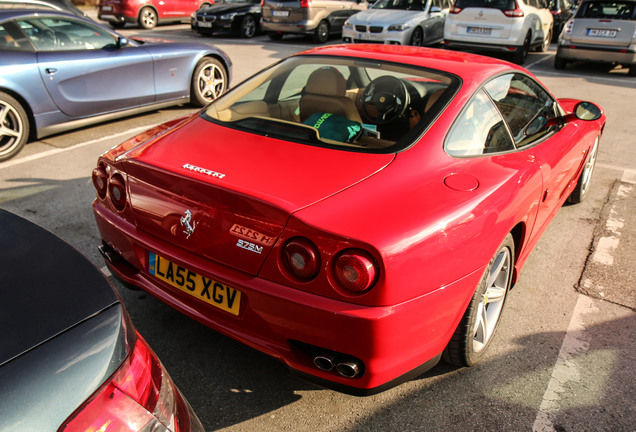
445 89 515 157
484 73 558 148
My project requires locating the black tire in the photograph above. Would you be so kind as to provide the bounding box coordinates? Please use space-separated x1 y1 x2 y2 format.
554 54 567 70
239 15 257 38
268 32 283 40
191 57 227 107
138 6 157 29
312 20 329 44
537 27 551 52
108 20 126 29
628 65 636 77
568 134 599 204
409 27 423 46
0 91 29 162
444 234 515 367
513 32 531 64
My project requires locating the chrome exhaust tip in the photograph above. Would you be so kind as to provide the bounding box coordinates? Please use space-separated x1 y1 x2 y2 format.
336 361 360 378
313 355 335 371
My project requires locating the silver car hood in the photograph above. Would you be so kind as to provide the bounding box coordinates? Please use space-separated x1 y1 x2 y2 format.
348 9 424 26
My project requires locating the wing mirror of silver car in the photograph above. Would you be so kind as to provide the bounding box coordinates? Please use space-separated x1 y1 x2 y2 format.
117 37 130 48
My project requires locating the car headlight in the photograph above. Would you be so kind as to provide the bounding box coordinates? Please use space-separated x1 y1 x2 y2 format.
344 21 353 30
388 24 410 32
221 12 237 20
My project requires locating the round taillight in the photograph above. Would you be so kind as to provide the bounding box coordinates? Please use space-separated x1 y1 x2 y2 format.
92 165 108 199
108 173 127 212
282 238 320 280
334 250 378 293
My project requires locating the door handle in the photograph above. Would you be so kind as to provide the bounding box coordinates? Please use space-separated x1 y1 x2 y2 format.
45 68 58 74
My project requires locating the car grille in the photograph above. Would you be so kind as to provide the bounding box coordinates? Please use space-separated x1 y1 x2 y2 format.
354 25 384 33
198 15 217 23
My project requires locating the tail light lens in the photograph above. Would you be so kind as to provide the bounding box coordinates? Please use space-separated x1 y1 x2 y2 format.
334 250 378 293
503 2 524 17
300 0 311 7
92 164 108 199
449 6 462 13
109 173 127 212
59 332 201 432
282 237 320 280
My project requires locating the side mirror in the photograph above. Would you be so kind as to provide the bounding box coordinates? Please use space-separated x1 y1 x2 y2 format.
117 36 129 48
574 101 602 121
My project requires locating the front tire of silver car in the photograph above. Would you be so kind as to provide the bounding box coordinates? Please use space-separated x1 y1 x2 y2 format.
409 27 423 46
191 57 227 107
0 92 29 162
443 234 514 367
240 15 256 38
138 6 158 29
313 20 329 43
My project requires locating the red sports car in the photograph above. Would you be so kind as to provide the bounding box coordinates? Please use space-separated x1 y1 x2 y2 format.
92 45 605 395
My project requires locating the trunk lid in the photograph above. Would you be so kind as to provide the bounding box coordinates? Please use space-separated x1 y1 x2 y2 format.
118 116 394 275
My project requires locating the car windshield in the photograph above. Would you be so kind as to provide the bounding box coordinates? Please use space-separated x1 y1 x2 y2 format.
454 0 516 9
372 0 427 10
576 1 636 19
201 55 459 153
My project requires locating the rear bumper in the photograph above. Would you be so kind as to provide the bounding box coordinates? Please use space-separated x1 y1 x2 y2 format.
261 19 315 35
94 201 482 394
443 38 523 53
556 44 636 64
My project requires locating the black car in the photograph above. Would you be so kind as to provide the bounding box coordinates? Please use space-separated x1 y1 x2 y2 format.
0 210 204 431
550 0 576 40
0 0 89 18
192 0 261 38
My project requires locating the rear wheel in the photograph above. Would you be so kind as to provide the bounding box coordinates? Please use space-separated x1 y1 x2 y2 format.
108 20 126 29
554 54 567 70
537 27 551 52
191 57 227 107
628 65 636 77
268 32 283 40
138 6 157 29
313 20 329 43
444 234 514 367
513 32 531 64
0 92 29 162
409 27 423 46
568 134 599 204
239 15 257 38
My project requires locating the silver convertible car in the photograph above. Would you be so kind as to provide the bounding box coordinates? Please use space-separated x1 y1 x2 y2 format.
0 9 232 162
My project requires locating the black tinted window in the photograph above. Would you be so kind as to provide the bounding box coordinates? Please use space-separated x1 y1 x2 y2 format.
577 1 636 19
454 0 516 9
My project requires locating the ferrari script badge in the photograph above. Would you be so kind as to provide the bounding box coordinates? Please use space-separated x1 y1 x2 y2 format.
180 210 197 239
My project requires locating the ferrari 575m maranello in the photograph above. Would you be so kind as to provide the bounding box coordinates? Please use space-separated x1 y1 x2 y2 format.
92 44 605 395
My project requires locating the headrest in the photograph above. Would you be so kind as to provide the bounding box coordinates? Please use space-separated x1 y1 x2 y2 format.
305 68 346 97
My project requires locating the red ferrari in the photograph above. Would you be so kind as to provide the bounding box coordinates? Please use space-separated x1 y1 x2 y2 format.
92 45 605 395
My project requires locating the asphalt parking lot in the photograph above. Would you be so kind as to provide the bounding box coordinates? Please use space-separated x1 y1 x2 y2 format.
1 7 635 431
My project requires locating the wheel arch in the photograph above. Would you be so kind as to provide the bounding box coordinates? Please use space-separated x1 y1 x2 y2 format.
137 5 159 19
0 86 36 140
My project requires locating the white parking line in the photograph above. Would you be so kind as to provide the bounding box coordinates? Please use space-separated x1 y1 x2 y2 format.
0 124 159 170
533 294 598 432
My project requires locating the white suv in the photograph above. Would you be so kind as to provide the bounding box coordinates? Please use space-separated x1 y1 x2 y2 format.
443 0 553 63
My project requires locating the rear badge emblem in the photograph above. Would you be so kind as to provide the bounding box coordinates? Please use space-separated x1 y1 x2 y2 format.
180 210 197 239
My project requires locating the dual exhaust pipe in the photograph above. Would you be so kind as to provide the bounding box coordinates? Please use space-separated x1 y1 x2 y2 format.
313 354 362 379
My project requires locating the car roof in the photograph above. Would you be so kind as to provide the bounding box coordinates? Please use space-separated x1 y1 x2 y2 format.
0 210 119 366
297 44 523 84
0 0 87 17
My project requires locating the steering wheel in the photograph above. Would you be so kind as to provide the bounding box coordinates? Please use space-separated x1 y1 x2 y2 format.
361 76 410 125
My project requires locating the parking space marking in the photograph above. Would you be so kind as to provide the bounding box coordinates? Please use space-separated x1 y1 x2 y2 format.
0 124 159 170
533 294 597 432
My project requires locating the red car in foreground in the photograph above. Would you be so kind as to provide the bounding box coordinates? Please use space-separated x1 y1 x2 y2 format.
93 45 605 395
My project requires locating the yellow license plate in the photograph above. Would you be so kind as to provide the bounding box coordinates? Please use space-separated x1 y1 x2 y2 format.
148 252 241 316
